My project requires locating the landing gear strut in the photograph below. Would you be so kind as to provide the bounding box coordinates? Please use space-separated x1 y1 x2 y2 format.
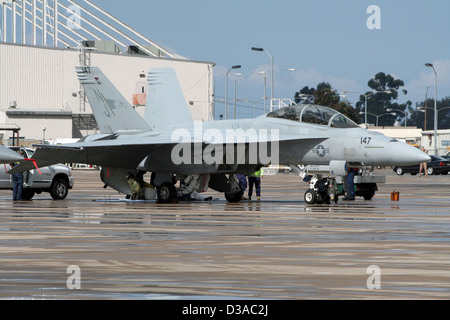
303 177 339 205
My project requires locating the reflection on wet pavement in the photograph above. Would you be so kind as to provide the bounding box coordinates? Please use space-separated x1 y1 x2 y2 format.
0 170 450 299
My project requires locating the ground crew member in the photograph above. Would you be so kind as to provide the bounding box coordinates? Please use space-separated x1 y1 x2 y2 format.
248 169 262 201
419 147 429 177
127 173 144 200
344 163 356 201
236 174 248 200
10 149 24 201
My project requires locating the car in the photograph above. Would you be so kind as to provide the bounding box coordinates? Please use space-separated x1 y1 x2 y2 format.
443 152 450 161
0 146 75 200
393 155 450 176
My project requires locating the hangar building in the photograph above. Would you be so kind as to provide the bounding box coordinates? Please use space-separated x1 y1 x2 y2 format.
0 0 214 145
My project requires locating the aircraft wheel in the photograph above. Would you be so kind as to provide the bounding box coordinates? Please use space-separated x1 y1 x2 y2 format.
304 189 317 204
157 182 177 204
363 192 375 200
225 190 243 203
21 189 36 200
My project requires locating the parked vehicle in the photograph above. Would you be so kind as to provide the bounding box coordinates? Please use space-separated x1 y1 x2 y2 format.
443 152 450 161
393 155 450 176
0 147 74 200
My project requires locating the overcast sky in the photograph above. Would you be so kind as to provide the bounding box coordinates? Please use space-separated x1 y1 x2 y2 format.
93 0 450 118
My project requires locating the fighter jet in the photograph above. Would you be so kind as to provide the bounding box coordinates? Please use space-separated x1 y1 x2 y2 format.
9 66 430 203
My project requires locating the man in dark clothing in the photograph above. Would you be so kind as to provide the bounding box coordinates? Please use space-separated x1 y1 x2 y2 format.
10 151 24 201
344 164 356 201
248 169 261 201
12 171 23 201
236 174 248 200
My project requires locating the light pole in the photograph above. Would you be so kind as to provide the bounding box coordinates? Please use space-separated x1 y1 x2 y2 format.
234 71 264 118
265 68 295 112
225 65 241 120
257 71 267 113
252 47 274 109
234 73 242 120
425 63 438 155
360 112 396 127
386 108 407 127
424 86 430 131
343 90 391 128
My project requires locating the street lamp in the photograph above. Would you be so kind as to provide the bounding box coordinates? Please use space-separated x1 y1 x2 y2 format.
360 112 396 127
252 47 274 109
424 86 430 131
342 90 391 128
233 73 243 120
425 63 438 155
225 65 241 120
386 108 407 127
257 71 267 113
265 68 295 112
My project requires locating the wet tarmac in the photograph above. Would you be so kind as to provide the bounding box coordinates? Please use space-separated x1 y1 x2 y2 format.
0 169 450 300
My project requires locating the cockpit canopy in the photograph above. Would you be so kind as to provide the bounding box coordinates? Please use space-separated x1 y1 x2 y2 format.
267 104 359 128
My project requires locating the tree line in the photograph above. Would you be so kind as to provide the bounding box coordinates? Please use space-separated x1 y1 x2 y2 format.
294 72 450 130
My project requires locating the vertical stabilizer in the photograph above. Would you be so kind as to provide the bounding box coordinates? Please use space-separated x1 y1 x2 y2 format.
145 68 194 129
76 66 151 134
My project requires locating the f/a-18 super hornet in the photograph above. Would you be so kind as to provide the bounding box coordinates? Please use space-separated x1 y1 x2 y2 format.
9 66 430 203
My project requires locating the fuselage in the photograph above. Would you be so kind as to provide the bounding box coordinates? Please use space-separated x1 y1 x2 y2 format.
69 104 430 175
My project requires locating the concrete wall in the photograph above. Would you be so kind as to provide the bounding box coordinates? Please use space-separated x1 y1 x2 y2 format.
0 43 215 142
5 111 73 142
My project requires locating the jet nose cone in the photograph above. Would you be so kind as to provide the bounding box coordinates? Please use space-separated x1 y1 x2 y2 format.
419 153 431 163
391 142 431 166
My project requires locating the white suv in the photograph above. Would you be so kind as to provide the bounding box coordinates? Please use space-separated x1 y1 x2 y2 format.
0 147 74 200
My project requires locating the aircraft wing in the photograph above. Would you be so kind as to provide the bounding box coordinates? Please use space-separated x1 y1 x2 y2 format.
8 142 160 174
8 135 327 174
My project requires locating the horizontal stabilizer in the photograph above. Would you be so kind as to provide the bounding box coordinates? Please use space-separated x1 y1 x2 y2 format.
145 68 194 129
0 145 24 164
76 66 151 134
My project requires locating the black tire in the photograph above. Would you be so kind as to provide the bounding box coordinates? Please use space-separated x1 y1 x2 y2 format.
334 195 339 204
21 189 36 200
225 190 243 203
363 192 375 200
157 182 177 204
50 179 69 200
304 189 317 204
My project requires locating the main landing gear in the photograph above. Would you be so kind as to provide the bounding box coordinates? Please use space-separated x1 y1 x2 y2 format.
224 174 243 203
